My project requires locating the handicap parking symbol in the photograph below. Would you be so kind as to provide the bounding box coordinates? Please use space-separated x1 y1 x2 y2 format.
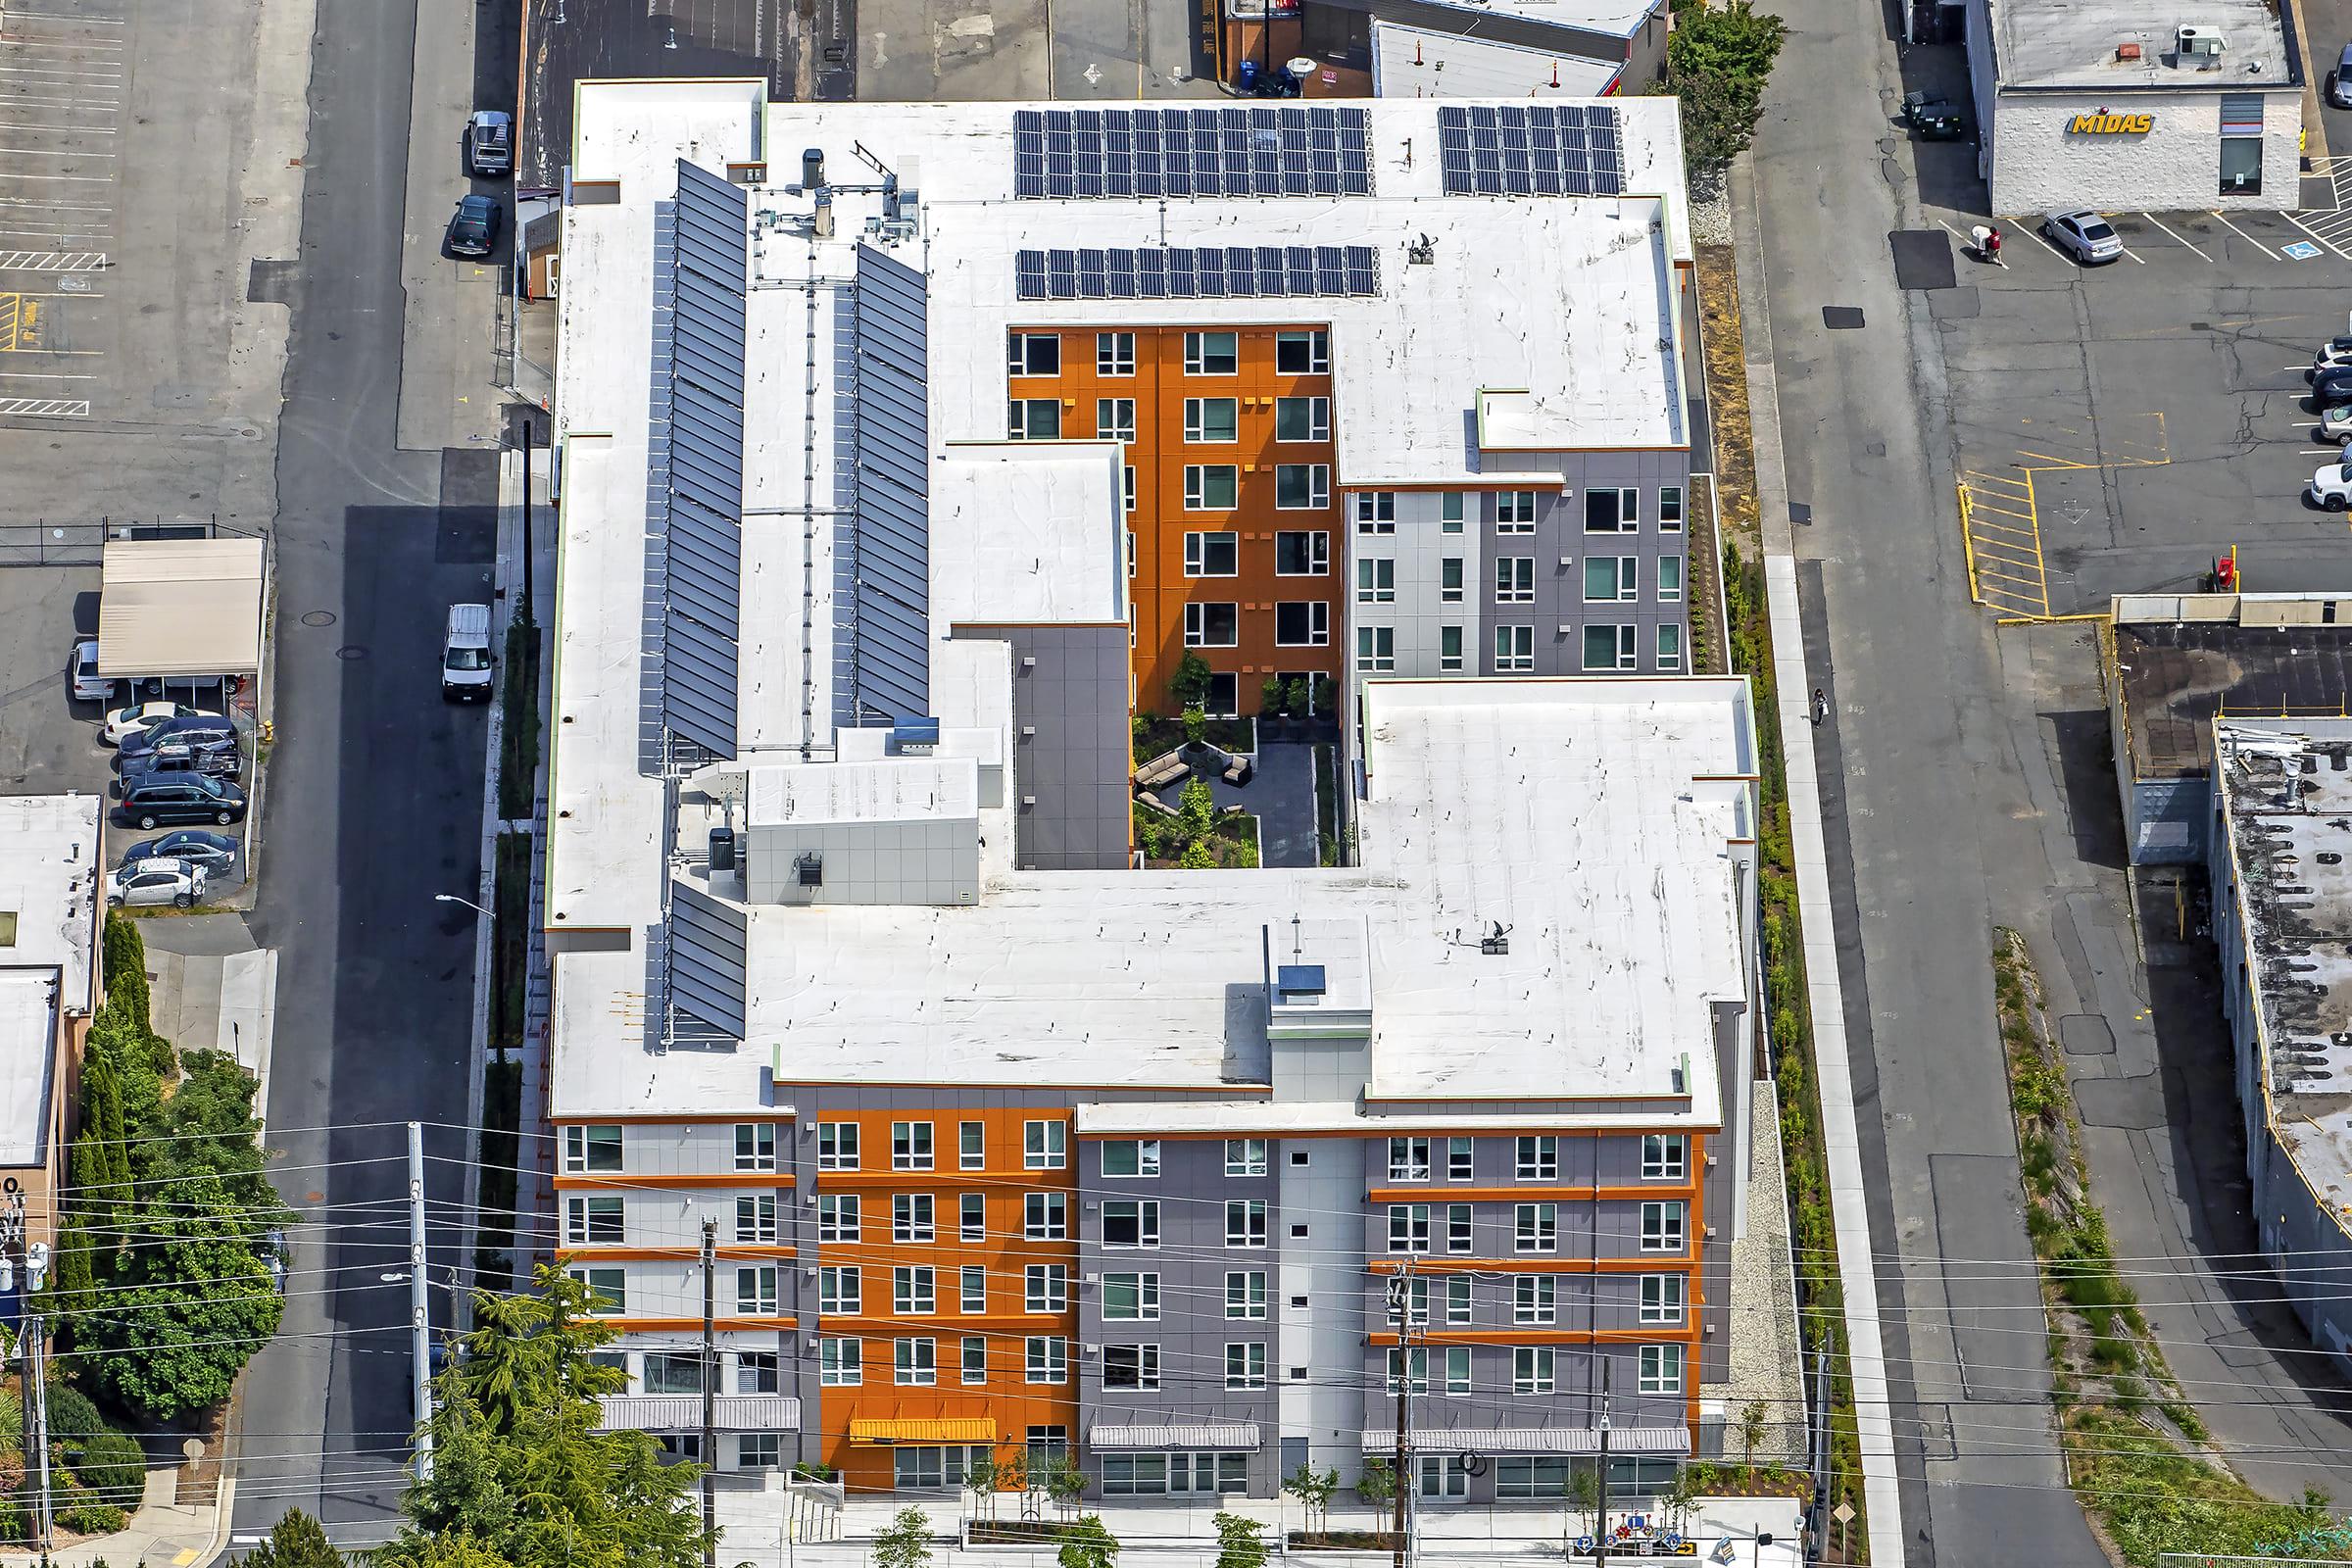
2284 241 2324 261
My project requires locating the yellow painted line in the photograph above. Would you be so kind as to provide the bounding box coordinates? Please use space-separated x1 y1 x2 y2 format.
1967 501 2036 523
1965 470 2032 492
2017 447 2096 468
1970 515 2039 537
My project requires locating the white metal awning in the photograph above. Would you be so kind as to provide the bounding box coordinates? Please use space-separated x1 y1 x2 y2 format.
598 1393 802 1432
97 537 267 677
1090 1423 1261 1451
1360 1426 1691 1456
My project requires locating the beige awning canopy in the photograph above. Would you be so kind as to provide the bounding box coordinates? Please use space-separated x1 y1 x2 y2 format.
97 538 266 678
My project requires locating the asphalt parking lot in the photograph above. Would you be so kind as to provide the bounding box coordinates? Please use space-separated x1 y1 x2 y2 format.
1903 200 2352 616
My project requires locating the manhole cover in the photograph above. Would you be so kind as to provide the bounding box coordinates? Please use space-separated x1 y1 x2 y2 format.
300 610 336 627
335 644 368 662
1823 306 1865 330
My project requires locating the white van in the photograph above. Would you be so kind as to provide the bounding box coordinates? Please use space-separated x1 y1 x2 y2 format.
442 603 494 702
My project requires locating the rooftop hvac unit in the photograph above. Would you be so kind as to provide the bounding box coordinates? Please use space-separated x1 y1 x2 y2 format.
2176 24 2226 58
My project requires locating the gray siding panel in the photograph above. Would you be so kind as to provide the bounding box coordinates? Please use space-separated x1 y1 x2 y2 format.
851 245 931 725
959 622 1133 870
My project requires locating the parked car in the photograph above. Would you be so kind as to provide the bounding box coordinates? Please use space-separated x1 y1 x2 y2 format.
120 829 238 875
105 857 208 909
2312 462 2352 511
1900 91 1968 140
445 194 502 259
465 110 513 176
119 773 246 829
121 737 241 784
2041 209 2124 265
2333 41 2352 108
119 712 236 764
443 602 494 701
68 639 114 704
2314 367 2352 410
2322 407 2352 446
100 699 202 747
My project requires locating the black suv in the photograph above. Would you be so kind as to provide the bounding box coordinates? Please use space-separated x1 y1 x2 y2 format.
119 773 247 830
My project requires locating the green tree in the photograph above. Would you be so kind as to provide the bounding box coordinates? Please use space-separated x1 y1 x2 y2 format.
1282 1465 1339 1533
380 1268 710 1568
1177 838 1216 870
78 1177 282 1420
241 1508 348 1567
1055 1514 1118 1568
1656 1464 1704 1531
1171 652 1214 709
1355 1456 1396 1511
1284 677 1308 718
964 1451 1001 1520
1212 1511 1266 1568
1259 676 1285 714
1043 1452 1089 1513
873 1505 934 1568
1662 0 1788 170
1181 705 1209 749
1739 1399 1770 1463
1565 1465 1602 1536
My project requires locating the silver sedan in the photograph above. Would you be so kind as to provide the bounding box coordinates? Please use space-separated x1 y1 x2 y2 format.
2041 209 2125 265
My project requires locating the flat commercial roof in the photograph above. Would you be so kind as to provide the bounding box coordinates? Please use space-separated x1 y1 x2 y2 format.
2112 598 2352 781
97 537 267 677
1371 22 1624 99
0 795 101 1168
1404 0 1663 43
1986 0 2293 92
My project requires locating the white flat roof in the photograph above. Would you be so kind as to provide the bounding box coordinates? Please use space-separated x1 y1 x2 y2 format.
1372 23 1625 100
0 795 101 1168
747 757 978 827
931 443 1128 631
1987 0 2291 92
1402 0 1661 41
551 678 1754 1121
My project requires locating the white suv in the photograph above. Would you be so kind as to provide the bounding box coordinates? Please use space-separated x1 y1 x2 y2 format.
105 857 208 909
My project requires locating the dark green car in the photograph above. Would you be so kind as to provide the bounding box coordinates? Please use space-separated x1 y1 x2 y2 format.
1902 91 1969 140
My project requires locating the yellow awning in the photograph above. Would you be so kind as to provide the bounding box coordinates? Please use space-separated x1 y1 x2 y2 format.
849 1418 997 1446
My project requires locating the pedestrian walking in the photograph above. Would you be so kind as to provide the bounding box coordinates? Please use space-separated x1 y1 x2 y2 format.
1810 688 1830 727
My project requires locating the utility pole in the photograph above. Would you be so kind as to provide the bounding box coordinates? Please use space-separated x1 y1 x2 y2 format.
6 1189 53 1549
1593 1359 1611 1566
409 1121 433 1481
1387 1257 1413 1568
701 1217 718 1568
28 1306 49 1549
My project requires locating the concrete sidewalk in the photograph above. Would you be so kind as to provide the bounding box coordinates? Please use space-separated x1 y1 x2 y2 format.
0 1470 237 1567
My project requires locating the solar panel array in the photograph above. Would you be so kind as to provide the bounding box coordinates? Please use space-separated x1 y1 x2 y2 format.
1436 103 1624 197
1014 245 1378 302
1013 106 1371 199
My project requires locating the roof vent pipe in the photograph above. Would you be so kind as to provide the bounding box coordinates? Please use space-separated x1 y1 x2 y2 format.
803 147 825 189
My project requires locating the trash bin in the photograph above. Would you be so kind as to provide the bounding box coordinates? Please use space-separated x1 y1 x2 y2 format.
1238 60 1259 93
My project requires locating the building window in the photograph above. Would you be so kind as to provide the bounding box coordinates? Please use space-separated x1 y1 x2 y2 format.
818 1339 861 1386
1419 1455 1469 1497
1514 1202 1558 1252
1277 464 1330 510
1585 487 1637 531
1355 491 1396 532
568 1266 625 1315
1276 328 1329 373
1658 555 1685 602
1639 1344 1685 1396
1101 1139 1160 1177
1184 330 1240 374
1007 331 1060 376
1102 1200 1160 1249
1641 1274 1687 1324
1446 1277 1472 1325
1583 624 1637 671
1494 625 1534 672
563 1195 622 1246
818 1266 860 1315
893 1193 936 1244
1497 1457 1573 1497
1275 396 1330 442
1512 1346 1555 1395
1102 1271 1161 1320
1514 1276 1557 1324
1439 626 1464 671
961 1336 989 1385
1443 1346 1471 1395
1584 556 1637 602
1399 1277 1432 1325
1516 1136 1559 1180
1275 530 1330 575
1124 466 1136 512
896 1337 937 1387
953 1120 983 1170
1225 1270 1267 1318
1388 1203 1432 1252
1184 602 1239 647
1227 1199 1269 1248
2221 94 2265 193
1275 601 1330 647
891 1121 933 1171
817 1194 860 1243
1641 1200 1687 1251
816 1120 858 1170
1185 531 1240 577
1226 1139 1267 1176
1445 1202 1472 1254
1103 1344 1162 1390
1437 556 1464 604
959 1194 985 1242
1097 330 1135 375
737 1351 780 1394
1659 486 1684 532
1025 1336 1069 1384
736 1265 780 1315
1442 492 1465 532
1388 1136 1432 1182
1024 1263 1068 1313
731 1123 775 1171
1007 398 1061 440
1357 558 1396 604
1387 1347 1429 1396
1657 624 1684 671
738 1433 781 1469
1185 397 1240 442
736 1194 778 1244
894 1265 936 1314
1496 491 1537 532
960 1265 987 1313
1224 1342 1268 1389
563 1125 622 1173
1642 1133 1689 1178
1357 626 1396 672
1184 465 1240 510
1495 557 1536 604
1206 671 1239 718
1025 1192 1067 1240
1097 398 1137 443
1447 1138 1474 1180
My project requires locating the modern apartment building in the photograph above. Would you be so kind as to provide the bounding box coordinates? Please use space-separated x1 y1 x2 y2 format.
539 78 1755 1502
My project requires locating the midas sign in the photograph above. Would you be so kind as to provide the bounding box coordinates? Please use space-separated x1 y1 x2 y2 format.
2069 111 2155 135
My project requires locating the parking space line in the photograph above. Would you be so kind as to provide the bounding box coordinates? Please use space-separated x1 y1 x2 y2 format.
0 397 88 416
2209 209 2278 258
2138 212 2217 262
2286 213 2352 261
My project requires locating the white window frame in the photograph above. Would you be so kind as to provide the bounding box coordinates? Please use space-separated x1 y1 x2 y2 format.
1184 465 1240 511
1023 1263 1067 1313
1357 557 1396 604
959 1193 985 1242
1354 491 1396 532
1513 1275 1557 1325
1585 486 1638 532
1639 1343 1685 1396
818 1265 860 1316
1444 1346 1472 1395
1440 626 1464 672
1226 1198 1269 1248
894 1265 936 1315
1512 1346 1555 1395
1185 531 1240 577
893 1192 936 1244
1659 485 1685 532
730 1126 775 1170
819 1339 862 1386
1388 1203 1432 1253
816 1121 858 1170
1357 625 1396 673
896 1337 938 1387
1513 1201 1558 1253
1224 1342 1268 1390
817 1194 859 1244
1102 1199 1161 1250
1097 330 1136 376
1025 1335 1070 1385
1184 330 1239 375
1275 601 1330 647
1096 397 1137 443
1007 330 1060 377
961 1265 988 1314
736 1264 780 1316
1274 530 1330 576
891 1120 934 1171
1496 491 1538 532
1640 1200 1687 1252
1184 397 1240 443
1388 1136 1432 1182
1225 1270 1267 1319
563 1124 623 1173
1103 1271 1161 1321
1387 1347 1429 1396
1643 1133 1690 1179
1447 1137 1474 1180
1583 623 1638 672
564 1195 622 1246
1024 1120 1067 1169
1103 1343 1161 1391
1025 1191 1068 1240
1225 1139 1268 1176
962 1336 990 1386
1275 395 1331 442
1658 554 1686 603
1277 464 1330 511
1495 557 1536 604
1582 555 1638 603
736 1193 778 1244
1440 557 1464 604
1445 1277 1473 1325
1641 1273 1687 1325
1515 1136 1559 1180
1445 1202 1473 1254
1006 398 1061 441
1101 1139 1160 1177
1185 601 1240 648
1276 328 1329 374
1658 623 1685 672
1494 625 1534 672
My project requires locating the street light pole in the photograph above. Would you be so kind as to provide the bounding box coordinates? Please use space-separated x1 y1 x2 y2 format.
434 892 492 918
410 1121 434 1481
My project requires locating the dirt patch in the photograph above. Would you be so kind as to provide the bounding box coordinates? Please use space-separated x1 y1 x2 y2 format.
1696 244 1761 555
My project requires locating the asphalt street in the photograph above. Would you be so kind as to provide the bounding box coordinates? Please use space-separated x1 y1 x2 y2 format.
226 0 508 1540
